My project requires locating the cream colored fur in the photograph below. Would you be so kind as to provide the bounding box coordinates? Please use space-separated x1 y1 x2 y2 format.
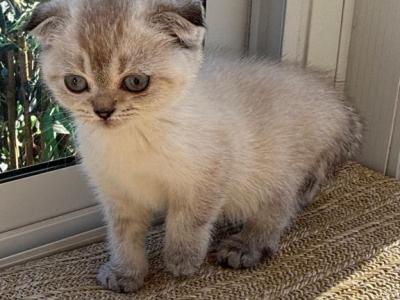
26 0 362 293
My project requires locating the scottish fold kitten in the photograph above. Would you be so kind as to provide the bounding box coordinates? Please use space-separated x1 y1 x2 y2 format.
26 0 361 293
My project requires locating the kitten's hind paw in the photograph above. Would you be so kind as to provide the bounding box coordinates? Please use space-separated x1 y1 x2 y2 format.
97 262 144 293
216 235 276 269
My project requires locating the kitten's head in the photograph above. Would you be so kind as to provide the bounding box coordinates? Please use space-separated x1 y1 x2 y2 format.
25 0 206 126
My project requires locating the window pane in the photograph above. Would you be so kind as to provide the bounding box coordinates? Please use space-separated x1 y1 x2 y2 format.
0 1 76 177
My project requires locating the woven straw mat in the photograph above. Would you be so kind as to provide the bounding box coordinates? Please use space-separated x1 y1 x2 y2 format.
1 162 400 299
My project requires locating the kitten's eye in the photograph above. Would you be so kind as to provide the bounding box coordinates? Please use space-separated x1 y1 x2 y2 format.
122 74 150 93
64 75 88 93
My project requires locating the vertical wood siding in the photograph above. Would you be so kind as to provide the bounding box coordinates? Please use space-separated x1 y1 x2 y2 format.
346 0 400 176
282 0 354 86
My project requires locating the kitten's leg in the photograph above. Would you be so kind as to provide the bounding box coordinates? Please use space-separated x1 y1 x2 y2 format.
216 192 296 269
164 186 223 277
97 201 151 293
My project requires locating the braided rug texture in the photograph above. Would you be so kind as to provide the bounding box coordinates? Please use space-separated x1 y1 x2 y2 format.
1 162 400 299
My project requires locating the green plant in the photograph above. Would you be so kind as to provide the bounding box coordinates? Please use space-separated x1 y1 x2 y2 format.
0 0 76 173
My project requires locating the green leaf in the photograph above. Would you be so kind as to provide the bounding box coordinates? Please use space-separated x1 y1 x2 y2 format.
42 108 56 161
52 122 70 135
0 5 6 30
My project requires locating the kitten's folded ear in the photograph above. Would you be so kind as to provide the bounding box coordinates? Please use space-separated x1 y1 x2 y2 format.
149 0 206 49
24 0 68 45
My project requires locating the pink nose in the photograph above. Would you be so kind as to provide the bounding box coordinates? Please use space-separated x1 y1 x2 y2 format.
94 108 115 120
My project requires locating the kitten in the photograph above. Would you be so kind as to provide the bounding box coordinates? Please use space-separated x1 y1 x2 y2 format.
25 0 362 293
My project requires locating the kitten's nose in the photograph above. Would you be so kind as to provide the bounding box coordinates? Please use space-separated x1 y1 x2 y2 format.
94 108 115 120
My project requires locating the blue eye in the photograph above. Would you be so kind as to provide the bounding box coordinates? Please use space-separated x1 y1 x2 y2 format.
64 75 88 93
122 74 150 93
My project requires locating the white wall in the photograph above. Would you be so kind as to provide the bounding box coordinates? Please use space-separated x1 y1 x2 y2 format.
284 0 400 177
206 0 251 55
346 0 400 176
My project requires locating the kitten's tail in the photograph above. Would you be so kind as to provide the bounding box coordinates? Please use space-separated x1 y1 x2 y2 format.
339 105 363 161
345 106 364 160
300 104 362 206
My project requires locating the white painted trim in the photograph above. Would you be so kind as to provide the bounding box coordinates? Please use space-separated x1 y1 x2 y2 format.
0 165 97 233
248 0 262 56
249 0 287 59
306 0 344 72
346 0 400 175
393 78 400 179
0 212 166 268
282 0 354 85
0 226 106 269
334 0 355 87
282 0 313 64
205 0 251 55
0 205 104 259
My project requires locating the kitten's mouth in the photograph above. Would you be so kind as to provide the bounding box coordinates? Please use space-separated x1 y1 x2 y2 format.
98 119 121 128
78 117 122 128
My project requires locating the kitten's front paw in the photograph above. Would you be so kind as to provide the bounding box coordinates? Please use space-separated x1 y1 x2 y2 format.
164 249 204 277
96 262 144 293
216 235 276 269
165 256 202 277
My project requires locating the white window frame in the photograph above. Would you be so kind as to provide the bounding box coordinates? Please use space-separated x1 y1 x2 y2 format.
0 0 264 267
